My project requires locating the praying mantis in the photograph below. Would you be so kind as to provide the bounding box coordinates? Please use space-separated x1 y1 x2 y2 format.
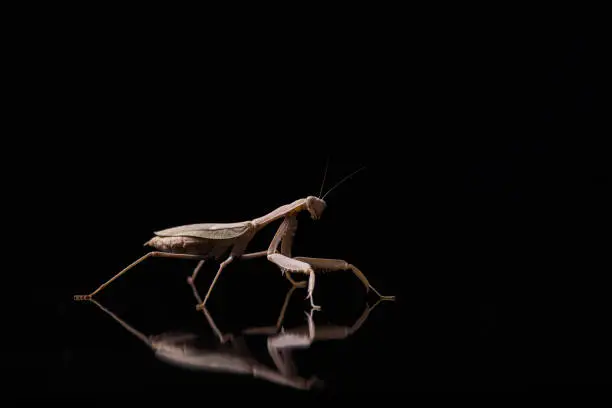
73 166 395 309
82 282 391 390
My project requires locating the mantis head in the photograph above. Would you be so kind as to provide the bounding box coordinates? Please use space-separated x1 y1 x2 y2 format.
306 196 327 220
309 161 365 221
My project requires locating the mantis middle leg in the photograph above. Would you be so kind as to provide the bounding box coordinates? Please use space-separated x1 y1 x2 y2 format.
197 255 235 308
221 218 305 287
193 218 303 310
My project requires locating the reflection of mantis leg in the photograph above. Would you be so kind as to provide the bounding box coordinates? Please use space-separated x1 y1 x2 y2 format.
87 298 202 351
189 278 300 342
277 285 299 330
313 298 385 340
268 297 387 349
189 283 252 356
87 299 152 346
239 285 301 335
263 299 388 388
188 279 232 343
86 299 202 351
267 309 316 377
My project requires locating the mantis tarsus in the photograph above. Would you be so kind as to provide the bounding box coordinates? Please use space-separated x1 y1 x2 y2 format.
74 166 395 309
83 282 391 391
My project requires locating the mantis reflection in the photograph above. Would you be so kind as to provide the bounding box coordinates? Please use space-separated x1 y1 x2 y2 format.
83 283 392 391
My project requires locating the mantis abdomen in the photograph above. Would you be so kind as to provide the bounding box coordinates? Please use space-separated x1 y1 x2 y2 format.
145 236 234 259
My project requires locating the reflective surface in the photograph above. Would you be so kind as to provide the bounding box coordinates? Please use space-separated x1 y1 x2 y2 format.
80 284 392 392
43 253 526 399
55 267 413 398
15 22 606 397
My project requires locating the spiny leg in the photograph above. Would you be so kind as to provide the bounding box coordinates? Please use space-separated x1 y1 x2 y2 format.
265 216 307 288
276 285 300 330
294 257 395 300
73 252 207 301
188 282 233 343
195 255 234 310
267 253 321 310
241 285 301 336
279 216 306 288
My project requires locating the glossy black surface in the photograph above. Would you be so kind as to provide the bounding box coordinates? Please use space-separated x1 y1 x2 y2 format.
38 151 530 397
14 23 607 400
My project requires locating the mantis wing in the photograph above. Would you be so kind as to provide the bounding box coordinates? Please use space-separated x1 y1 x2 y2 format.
154 221 252 240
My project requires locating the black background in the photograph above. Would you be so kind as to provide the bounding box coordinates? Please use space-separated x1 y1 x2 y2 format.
7 9 608 399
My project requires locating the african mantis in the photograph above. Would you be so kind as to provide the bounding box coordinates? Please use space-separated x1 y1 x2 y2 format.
82 282 391 390
74 167 395 309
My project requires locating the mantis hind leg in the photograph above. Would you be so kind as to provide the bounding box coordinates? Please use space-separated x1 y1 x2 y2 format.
293 257 395 301
73 252 208 301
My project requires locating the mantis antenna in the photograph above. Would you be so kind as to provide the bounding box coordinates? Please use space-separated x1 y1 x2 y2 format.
318 156 331 198
321 166 367 201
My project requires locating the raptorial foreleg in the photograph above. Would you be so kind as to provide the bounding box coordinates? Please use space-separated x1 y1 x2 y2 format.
267 253 320 310
266 216 306 288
